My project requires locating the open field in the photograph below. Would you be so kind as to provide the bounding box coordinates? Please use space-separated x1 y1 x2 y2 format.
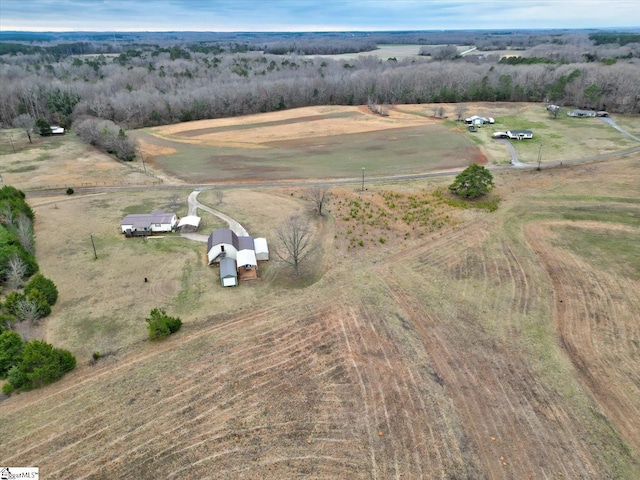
133 103 639 185
1 103 640 478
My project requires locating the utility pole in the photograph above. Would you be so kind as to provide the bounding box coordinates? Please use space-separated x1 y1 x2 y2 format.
361 167 365 192
90 233 97 259
537 143 543 171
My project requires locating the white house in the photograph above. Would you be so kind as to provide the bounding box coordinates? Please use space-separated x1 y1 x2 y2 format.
254 237 269 261
465 115 494 126
506 130 533 140
121 210 177 236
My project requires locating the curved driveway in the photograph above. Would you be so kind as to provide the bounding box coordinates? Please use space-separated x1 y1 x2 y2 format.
181 190 249 243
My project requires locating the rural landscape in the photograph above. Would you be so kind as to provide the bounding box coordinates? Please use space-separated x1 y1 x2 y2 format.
1 25 640 479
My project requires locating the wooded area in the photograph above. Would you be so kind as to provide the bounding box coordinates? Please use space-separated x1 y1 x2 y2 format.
0 29 638 130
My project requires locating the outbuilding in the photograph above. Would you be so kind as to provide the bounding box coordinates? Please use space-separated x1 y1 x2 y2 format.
254 238 269 261
220 257 238 287
207 228 239 264
177 215 201 232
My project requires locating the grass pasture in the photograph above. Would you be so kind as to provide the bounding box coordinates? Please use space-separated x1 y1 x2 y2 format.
1 103 640 479
134 105 484 183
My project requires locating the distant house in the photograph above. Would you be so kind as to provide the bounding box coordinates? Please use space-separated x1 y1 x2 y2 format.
506 130 533 140
50 126 65 135
177 215 201 233
465 115 494 126
596 111 609 117
220 257 238 287
568 109 596 118
121 210 177 236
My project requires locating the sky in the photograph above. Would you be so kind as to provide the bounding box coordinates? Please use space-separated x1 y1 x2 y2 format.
0 0 639 32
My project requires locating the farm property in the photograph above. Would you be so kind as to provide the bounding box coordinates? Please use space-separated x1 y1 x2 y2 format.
1 103 639 479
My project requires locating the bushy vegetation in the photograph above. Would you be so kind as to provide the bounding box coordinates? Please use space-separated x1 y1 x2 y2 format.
0 186 38 289
449 164 496 199
75 117 136 161
145 308 182 340
2 338 76 395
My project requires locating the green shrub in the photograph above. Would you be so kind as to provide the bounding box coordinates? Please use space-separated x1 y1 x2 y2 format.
3 291 25 316
145 308 182 340
27 288 51 318
66 187 74 195
7 340 76 391
0 330 24 378
25 274 58 306
2 382 14 396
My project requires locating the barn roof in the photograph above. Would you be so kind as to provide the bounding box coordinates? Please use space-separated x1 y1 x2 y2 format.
208 228 239 251
237 236 255 251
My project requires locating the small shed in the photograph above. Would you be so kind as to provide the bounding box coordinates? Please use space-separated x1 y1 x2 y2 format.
254 238 269 261
220 257 238 287
177 215 201 232
237 249 258 281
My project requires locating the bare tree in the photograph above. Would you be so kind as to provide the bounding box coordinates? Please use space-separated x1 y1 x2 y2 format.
306 186 330 216
13 113 35 143
275 214 314 275
16 213 35 254
168 193 181 211
438 106 446 118
455 104 468 122
214 188 224 205
5 254 28 290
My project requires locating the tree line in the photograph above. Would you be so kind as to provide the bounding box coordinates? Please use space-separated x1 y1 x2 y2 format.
0 186 75 396
1 35 638 134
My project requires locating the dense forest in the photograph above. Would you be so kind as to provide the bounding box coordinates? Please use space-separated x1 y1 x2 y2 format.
0 29 638 131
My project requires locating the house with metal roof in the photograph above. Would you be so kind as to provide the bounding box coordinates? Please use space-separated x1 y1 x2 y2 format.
567 109 596 118
506 130 533 140
121 210 177 236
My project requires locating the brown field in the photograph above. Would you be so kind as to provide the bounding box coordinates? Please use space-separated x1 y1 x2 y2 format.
1 103 639 479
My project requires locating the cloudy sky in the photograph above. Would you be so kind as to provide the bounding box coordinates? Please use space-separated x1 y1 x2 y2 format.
1 0 638 32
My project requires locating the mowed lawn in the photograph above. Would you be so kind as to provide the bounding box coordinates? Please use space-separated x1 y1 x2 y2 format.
135 108 481 183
